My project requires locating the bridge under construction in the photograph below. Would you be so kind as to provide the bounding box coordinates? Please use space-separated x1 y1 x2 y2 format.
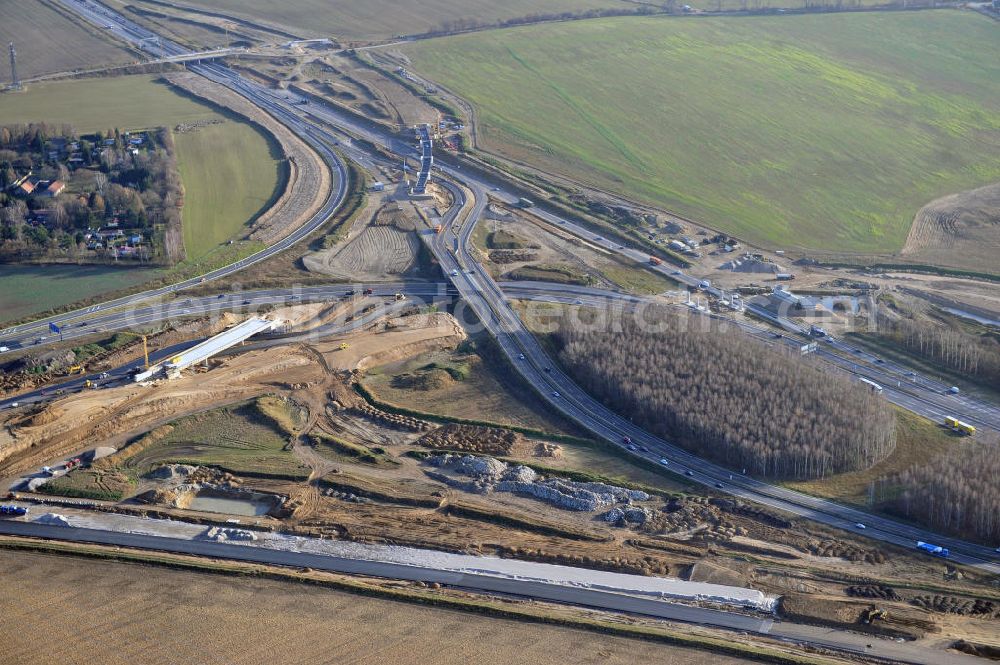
134 316 278 382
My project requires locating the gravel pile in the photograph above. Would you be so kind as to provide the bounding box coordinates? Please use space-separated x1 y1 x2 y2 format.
425 454 649 511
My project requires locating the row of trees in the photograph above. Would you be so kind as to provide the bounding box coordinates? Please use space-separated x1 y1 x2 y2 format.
877 312 1000 386
557 309 897 480
894 443 1000 543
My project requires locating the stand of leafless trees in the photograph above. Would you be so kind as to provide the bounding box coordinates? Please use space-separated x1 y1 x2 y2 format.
557 311 896 479
877 313 1000 386
894 443 1000 543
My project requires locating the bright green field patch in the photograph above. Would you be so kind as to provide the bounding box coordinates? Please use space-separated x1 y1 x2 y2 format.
174 121 284 261
404 11 1000 254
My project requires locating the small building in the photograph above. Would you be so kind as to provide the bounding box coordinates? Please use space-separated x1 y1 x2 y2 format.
43 180 65 197
15 179 35 196
370 181 385 192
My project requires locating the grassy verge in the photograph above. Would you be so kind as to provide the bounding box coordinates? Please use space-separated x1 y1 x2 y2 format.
0 537 841 665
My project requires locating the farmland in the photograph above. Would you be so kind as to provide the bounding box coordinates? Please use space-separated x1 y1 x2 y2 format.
0 548 760 665
0 0 135 80
403 11 1000 254
149 0 632 41
0 264 160 324
1 75 232 131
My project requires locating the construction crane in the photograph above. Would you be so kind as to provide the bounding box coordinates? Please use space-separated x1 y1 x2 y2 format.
141 334 150 369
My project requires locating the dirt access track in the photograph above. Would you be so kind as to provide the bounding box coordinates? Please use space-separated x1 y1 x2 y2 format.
164 71 332 245
0 309 465 476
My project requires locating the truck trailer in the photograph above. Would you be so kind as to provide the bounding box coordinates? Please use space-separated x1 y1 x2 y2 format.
916 541 949 558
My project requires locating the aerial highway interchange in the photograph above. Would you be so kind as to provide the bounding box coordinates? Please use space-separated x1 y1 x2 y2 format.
1 4 998 661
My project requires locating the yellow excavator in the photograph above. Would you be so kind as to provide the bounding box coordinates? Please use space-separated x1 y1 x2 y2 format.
67 364 85 376
338 342 349 350
861 607 888 624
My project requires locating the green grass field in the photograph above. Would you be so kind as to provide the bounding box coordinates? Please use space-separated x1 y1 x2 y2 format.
0 1 135 80
0 264 160 324
404 11 1000 254
166 0 629 40
174 120 283 261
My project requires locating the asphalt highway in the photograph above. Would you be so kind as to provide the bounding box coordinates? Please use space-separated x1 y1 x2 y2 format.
31 0 1000 580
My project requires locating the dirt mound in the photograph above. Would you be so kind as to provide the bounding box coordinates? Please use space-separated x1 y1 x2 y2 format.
845 584 900 601
348 401 430 433
489 249 539 264
418 424 521 455
805 539 887 564
391 368 455 391
902 182 1000 273
303 225 420 280
911 595 997 617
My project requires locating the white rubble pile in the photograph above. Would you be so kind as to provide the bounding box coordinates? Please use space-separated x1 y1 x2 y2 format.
604 506 651 525
425 454 649 511
204 526 258 542
34 513 72 527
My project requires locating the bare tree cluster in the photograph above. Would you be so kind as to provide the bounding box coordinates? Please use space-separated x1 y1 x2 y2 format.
557 312 896 479
878 313 1000 386
895 443 1000 543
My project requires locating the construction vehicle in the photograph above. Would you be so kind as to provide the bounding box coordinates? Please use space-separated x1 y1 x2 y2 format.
944 416 975 436
916 541 949 558
394 293 406 301
64 457 82 471
0 505 28 517
433 224 442 234
363 288 374 296
338 342 349 350
67 365 85 376
84 379 93 389
648 256 663 266
860 607 887 624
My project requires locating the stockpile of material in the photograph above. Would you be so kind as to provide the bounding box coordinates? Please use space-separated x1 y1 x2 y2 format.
424 453 648 511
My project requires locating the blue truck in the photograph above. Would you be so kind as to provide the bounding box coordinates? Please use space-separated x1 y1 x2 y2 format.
0 504 28 517
916 541 949 558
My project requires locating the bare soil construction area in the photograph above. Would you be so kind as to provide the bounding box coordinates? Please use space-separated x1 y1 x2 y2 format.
0 548 761 665
474 203 676 295
901 183 1000 275
163 72 331 246
0 307 464 477
304 203 424 281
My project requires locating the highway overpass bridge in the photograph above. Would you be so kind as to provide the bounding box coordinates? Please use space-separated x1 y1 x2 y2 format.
135 316 277 381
